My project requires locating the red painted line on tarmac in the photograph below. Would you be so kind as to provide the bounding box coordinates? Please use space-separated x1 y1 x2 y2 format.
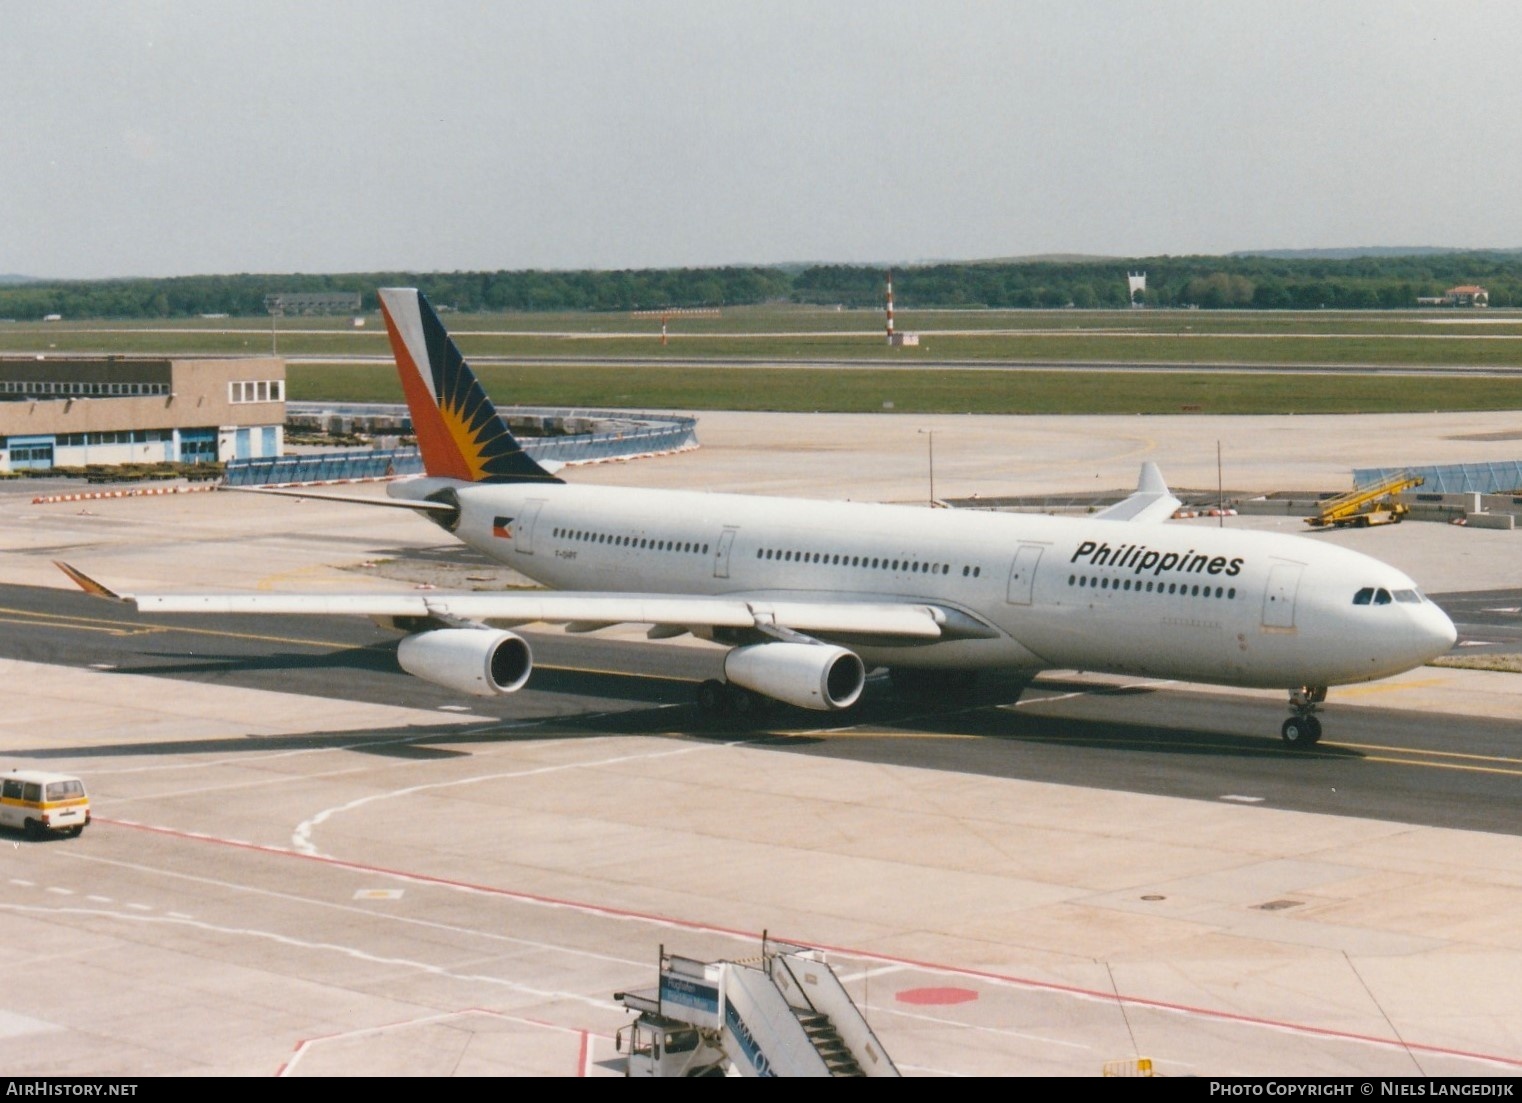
98 816 760 939
577 1029 591 1077
98 817 1522 1071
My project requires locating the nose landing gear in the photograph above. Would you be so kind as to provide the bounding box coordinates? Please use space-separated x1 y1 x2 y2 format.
1281 686 1327 747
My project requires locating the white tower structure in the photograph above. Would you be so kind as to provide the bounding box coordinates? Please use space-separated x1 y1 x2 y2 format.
1127 271 1147 307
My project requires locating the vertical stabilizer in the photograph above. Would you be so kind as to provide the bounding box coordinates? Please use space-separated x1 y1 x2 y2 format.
378 287 560 484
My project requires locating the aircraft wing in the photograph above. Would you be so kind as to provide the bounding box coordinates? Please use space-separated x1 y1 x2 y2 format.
55 563 974 641
1091 462 1182 524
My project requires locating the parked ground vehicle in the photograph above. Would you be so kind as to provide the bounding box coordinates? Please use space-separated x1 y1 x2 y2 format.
0 769 90 839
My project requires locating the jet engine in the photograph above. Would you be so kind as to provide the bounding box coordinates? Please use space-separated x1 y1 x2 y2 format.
396 628 532 697
723 642 865 711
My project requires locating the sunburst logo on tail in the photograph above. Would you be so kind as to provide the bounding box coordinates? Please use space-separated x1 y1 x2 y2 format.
378 288 560 484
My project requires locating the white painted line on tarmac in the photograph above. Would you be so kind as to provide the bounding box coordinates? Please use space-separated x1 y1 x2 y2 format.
278 1008 601 1079
1221 795 1266 803
290 739 734 857
882 1001 1093 1052
0 901 621 1013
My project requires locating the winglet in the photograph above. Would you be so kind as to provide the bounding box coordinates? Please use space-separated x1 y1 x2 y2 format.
54 561 127 601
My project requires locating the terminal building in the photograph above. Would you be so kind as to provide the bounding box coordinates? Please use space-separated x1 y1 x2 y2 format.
0 356 285 472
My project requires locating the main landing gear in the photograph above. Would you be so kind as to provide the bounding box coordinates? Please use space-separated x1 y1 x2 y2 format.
1281 686 1327 748
696 678 768 720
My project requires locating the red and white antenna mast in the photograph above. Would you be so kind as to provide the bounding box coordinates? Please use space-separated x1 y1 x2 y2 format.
885 269 895 345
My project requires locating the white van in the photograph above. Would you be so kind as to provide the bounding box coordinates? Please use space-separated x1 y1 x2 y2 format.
0 769 90 839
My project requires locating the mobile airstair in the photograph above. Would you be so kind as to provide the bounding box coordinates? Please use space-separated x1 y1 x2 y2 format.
614 939 899 1077
1305 469 1424 528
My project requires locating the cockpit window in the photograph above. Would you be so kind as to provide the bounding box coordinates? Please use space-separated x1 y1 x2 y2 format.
1353 587 1397 606
1392 589 1422 604
1353 587 1373 605
1373 588 1392 605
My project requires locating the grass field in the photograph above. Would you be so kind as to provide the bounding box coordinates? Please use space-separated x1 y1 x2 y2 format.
282 362 1522 415
5 307 1522 414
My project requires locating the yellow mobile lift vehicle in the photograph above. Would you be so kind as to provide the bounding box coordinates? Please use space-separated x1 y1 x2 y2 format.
1306 470 1425 529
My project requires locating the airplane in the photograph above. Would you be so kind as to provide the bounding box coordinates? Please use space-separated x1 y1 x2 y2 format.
58 287 1458 748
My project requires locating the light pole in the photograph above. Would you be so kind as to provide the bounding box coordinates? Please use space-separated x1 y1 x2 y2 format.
918 428 935 506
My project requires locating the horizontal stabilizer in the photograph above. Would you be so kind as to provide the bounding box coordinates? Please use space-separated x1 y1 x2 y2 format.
223 485 459 513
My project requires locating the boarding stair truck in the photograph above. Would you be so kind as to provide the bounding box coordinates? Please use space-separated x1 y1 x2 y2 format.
614 940 899 1077
1305 470 1425 528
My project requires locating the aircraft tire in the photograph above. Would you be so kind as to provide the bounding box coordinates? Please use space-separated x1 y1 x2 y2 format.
727 685 759 717
696 679 728 715
1281 715 1322 747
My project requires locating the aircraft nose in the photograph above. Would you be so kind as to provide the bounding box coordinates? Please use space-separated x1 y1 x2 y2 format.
1421 603 1458 660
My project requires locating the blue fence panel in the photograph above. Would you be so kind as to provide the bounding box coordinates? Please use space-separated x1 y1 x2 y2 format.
226 409 699 486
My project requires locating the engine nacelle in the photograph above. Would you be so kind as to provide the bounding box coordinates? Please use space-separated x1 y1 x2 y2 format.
723 642 865 711
396 628 532 697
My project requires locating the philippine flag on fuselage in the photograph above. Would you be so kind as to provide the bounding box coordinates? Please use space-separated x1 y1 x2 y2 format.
492 516 514 539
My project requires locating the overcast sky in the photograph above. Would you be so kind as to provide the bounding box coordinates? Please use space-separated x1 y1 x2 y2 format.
6 1 1522 279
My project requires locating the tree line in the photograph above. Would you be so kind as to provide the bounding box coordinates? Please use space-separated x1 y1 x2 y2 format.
4 252 1522 319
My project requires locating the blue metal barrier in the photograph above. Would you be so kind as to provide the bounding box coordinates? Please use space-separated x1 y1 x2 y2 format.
226 408 698 486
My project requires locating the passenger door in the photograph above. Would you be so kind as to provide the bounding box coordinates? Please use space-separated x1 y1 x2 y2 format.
1006 544 1046 605
1262 561 1304 629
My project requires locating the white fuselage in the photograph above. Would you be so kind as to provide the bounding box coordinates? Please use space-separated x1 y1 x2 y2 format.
414 480 1456 691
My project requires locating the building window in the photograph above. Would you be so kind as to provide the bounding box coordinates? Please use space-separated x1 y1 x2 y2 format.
229 379 284 404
